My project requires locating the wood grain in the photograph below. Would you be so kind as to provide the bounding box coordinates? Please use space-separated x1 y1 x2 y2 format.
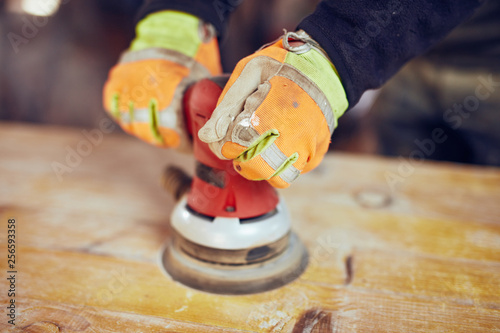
0 122 499 332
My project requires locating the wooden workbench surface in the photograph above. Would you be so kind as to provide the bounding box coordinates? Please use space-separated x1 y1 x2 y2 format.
1 122 499 332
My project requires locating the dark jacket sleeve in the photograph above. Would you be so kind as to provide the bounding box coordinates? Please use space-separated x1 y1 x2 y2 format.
298 0 484 108
136 0 240 37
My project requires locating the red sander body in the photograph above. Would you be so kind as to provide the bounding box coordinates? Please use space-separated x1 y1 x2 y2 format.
160 77 308 294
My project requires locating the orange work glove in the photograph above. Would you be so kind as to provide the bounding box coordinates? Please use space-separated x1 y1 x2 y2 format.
103 11 222 150
198 30 349 188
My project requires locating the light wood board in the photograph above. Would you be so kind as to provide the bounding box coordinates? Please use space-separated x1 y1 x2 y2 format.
0 122 499 332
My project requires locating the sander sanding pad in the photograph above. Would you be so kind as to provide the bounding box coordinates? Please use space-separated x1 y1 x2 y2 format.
159 232 308 295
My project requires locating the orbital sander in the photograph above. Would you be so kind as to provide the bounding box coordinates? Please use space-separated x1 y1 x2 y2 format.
160 77 308 295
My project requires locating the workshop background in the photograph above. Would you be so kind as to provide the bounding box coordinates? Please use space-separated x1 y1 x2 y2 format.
0 0 498 163
0 0 375 156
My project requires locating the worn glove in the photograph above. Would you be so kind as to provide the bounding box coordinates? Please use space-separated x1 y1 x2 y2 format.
103 11 222 150
199 31 348 188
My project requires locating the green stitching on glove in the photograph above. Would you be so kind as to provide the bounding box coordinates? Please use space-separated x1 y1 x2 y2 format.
149 98 163 144
235 129 279 162
130 11 202 58
128 101 135 122
269 152 299 180
111 93 120 119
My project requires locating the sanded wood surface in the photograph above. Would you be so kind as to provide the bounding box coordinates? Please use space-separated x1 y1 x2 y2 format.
0 122 499 332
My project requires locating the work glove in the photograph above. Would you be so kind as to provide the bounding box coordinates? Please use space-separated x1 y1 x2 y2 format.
103 11 222 150
199 30 349 188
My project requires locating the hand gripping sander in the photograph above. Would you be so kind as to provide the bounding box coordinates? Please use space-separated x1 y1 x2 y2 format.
160 77 308 295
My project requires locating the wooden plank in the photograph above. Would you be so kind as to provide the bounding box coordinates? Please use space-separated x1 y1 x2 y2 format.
289 153 500 226
2 246 499 333
291 203 500 264
0 246 344 332
333 289 500 333
4 299 247 333
349 249 500 305
0 122 192 263
1 122 500 332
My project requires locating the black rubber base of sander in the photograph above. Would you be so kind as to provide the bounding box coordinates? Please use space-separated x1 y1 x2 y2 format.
159 233 308 295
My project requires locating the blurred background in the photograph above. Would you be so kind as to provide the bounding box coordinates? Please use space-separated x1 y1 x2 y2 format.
0 0 498 165
0 0 375 156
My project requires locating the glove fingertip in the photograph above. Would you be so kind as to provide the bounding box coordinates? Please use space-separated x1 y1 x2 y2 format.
267 176 291 189
197 125 215 143
198 115 228 143
221 142 247 159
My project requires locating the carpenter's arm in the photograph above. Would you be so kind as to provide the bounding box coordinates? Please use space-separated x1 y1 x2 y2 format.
136 0 240 37
298 0 485 108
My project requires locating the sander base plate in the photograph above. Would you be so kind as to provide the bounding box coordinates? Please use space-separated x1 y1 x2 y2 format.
159 232 308 295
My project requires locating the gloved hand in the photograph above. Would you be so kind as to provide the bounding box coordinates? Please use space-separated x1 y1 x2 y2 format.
103 11 222 150
199 30 348 188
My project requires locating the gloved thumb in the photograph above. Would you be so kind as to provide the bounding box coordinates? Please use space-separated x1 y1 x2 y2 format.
198 54 272 147
198 113 233 144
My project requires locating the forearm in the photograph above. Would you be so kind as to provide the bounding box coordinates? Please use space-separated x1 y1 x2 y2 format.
136 0 241 37
298 0 484 108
